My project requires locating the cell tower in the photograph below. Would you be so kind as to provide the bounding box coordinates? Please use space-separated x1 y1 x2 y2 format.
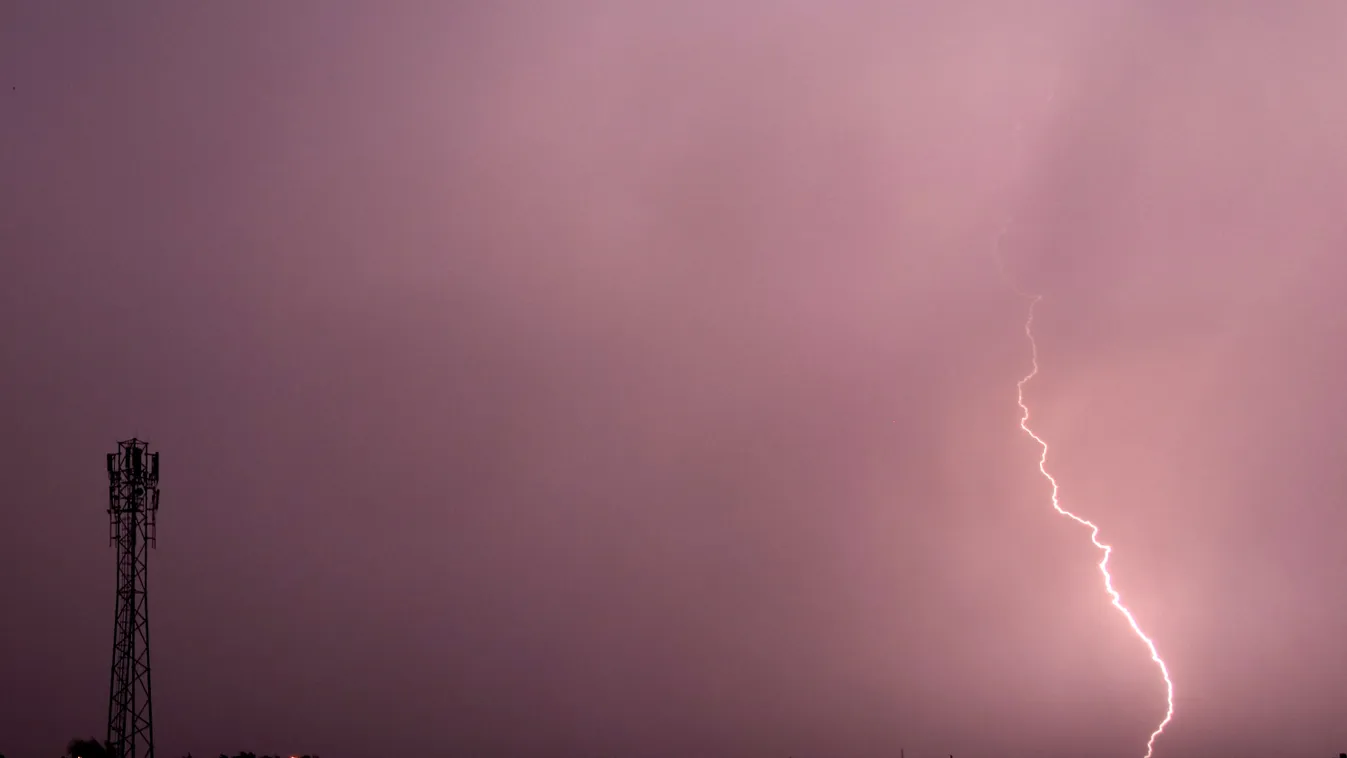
106 439 159 758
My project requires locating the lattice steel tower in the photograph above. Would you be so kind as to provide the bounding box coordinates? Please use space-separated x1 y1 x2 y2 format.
106 439 159 758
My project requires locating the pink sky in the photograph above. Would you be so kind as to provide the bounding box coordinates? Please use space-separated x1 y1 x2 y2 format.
3 3 1347 757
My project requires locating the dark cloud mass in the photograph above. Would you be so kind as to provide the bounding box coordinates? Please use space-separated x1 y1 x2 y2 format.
3 3 1347 757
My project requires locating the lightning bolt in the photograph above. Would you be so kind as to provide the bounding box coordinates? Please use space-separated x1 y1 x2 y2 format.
1012 292 1175 758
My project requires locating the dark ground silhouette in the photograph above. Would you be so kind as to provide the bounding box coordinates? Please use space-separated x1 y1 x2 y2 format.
53 740 319 758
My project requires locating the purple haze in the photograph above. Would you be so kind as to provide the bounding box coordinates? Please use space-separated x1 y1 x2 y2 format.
3 3 1347 757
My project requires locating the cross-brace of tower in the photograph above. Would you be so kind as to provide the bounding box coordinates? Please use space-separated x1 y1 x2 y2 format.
106 439 159 758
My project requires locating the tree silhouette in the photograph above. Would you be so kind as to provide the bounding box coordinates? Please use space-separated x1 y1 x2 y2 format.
65 738 109 758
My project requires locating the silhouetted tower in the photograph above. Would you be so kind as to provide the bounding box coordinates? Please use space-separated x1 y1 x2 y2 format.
106 439 160 758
